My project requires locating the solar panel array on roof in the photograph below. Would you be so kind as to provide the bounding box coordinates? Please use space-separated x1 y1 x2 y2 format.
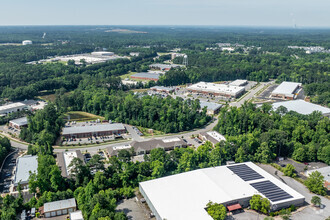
250 180 293 202
227 164 264 181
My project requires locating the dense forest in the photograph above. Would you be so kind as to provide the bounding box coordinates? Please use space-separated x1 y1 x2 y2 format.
54 88 211 133
214 103 330 164
0 26 329 106
0 136 12 166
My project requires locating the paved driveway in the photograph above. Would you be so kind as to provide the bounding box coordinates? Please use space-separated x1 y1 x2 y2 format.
258 164 330 220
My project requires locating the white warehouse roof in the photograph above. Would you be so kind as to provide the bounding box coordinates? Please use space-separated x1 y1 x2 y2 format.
139 162 304 220
0 102 26 112
271 81 302 96
62 123 125 135
229 79 248 86
44 198 76 213
187 82 245 97
14 155 38 186
272 100 330 116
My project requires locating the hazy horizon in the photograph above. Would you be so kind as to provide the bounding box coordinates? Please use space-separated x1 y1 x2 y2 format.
1 0 329 27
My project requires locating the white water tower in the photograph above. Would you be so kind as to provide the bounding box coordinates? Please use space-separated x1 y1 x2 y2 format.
183 55 188 66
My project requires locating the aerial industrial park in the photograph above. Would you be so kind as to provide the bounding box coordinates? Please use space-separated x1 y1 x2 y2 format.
0 3 330 219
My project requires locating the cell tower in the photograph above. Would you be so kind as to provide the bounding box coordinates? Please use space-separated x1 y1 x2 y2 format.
183 55 188 66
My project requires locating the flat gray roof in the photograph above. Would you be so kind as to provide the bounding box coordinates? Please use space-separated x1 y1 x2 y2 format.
0 102 26 111
14 155 38 185
131 72 160 80
149 63 184 69
271 81 302 96
200 101 222 111
272 100 330 116
306 166 330 183
151 86 175 92
44 198 76 213
9 117 28 126
62 123 125 135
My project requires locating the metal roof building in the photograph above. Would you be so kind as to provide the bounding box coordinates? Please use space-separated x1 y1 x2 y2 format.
149 63 185 71
139 162 304 220
187 82 245 98
0 102 27 115
14 155 38 190
271 82 302 100
200 101 223 115
272 100 330 117
131 72 160 81
150 86 175 93
43 198 77 218
62 123 126 138
9 117 28 129
305 166 330 190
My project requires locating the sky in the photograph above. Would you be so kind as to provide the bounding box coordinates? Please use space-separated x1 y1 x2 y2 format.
0 0 329 27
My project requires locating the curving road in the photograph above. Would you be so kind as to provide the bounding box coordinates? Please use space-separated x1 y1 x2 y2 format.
2 117 219 154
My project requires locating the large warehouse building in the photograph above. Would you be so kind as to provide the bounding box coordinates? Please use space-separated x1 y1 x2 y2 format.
272 100 330 117
139 162 304 220
187 82 245 98
200 101 223 115
149 63 185 71
9 117 28 129
62 123 126 139
0 102 28 115
271 81 302 100
130 72 160 81
13 155 38 191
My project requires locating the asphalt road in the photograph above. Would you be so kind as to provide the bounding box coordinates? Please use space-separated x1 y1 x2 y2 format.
230 81 274 108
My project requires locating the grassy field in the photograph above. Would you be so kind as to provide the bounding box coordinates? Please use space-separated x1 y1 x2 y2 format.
120 72 136 79
64 111 105 122
38 91 71 102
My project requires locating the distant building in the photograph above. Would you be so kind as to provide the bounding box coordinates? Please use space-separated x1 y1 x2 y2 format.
91 51 114 56
199 131 226 146
42 198 77 218
62 123 126 139
13 155 38 191
57 150 85 178
107 137 187 157
9 117 28 129
139 162 305 220
187 82 245 98
171 53 185 60
150 86 175 93
149 63 185 71
229 79 248 87
272 100 330 117
305 166 330 190
22 40 32 45
199 101 223 115
130 52 140 57
221 47 235 52
0 102 28 115
271 81 302 100
131 72 160 81
70 210 84 220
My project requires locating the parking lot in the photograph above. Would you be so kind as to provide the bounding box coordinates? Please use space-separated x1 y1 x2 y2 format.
0 150 19 194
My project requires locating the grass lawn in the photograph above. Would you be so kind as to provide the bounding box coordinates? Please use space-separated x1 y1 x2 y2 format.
120 71 137 79
38 91 71 102
64 111 105 122
136 126 164 137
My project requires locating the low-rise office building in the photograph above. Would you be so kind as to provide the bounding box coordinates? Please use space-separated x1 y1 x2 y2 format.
139 162 305 220
62 123 126 139
57 150 85 178
13 155 38 191
199 131 226 146
199 101 223 115
187 82 245 98
108 137 187 157
42 198 77 218
272 100 330 117
271 81 302 100
9 117 28 129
